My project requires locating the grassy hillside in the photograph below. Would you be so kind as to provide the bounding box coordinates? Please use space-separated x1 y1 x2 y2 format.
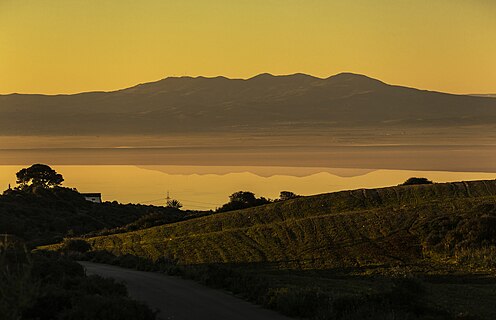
56 180 496 319
83 180 496 269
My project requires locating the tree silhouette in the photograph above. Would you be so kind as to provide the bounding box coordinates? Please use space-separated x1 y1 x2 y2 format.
401 177 433 186
279 191 299 201
229 191 257 205
217 191 271 212
16 164 64 189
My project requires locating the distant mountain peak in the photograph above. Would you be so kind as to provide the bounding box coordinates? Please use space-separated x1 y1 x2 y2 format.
1 70 496 136
324 73 387 89
246 73 323 85
332 72 368 78
248 73 276 80
329 72 383 82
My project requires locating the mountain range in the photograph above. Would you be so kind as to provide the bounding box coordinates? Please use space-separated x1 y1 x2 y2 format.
1 72 495 135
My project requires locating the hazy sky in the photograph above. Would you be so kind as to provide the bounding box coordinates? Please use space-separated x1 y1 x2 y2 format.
1 0 495 94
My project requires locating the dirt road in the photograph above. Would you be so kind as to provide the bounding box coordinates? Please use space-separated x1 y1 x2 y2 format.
80 261 291 320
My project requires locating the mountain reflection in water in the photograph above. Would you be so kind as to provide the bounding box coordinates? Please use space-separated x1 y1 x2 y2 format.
1 165 495 210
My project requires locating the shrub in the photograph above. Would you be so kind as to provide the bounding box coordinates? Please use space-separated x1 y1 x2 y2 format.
1 246 156 320
267 287 332 318
279 191 300 201
0 243 39 320
401 177 433 186
61 239 92 253
59 295 156 320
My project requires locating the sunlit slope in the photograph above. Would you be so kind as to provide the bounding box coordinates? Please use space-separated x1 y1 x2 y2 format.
86 180 496 268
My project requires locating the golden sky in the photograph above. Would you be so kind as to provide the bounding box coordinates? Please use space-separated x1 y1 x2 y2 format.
0 0 495 94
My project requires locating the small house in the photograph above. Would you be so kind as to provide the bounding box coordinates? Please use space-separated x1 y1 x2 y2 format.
82 193 102 203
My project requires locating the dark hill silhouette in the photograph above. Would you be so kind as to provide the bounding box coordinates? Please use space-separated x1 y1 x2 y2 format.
0 186 202 246
1 73 495 135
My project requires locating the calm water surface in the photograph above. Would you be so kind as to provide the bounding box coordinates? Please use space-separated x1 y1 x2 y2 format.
1 165 495 210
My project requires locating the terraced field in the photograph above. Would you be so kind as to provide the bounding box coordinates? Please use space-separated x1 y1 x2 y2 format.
84 180 496 270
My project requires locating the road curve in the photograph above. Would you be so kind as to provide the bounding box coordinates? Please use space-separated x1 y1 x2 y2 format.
80 261 292 320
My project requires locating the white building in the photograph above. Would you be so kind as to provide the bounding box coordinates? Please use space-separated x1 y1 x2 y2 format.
82 193 102 203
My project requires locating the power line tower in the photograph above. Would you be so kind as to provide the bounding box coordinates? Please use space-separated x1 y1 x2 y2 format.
166 191 170 206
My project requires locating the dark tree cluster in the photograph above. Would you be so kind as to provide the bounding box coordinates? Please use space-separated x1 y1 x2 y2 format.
216 190 302 213
16 164 64 190
278 191 300 201
400 177 433 186
216 191 271 212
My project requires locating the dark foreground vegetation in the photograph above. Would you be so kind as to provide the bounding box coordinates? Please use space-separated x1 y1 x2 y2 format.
0 165 167 319
81 250 469 320
52 179 496 320
0 186 203 247
0 240 156 320
0 164 209 247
